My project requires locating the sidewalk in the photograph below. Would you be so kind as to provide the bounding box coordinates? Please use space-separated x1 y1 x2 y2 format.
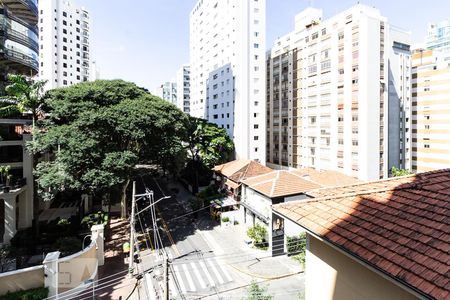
95 216 138 300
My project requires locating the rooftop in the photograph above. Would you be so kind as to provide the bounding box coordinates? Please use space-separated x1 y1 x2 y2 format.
242 170 322 198
273 169 450 300
214 160 272 183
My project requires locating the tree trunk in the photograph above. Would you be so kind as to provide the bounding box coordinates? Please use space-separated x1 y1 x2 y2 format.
120 179 130 219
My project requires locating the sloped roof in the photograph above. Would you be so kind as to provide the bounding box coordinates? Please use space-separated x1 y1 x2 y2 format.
242 170 322 198
273 169 450 300
214 160 272 183
291 168 359 187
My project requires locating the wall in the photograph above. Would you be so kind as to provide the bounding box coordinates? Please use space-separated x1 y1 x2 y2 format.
305 234 419 300
57 241 98 293
0 265 44 295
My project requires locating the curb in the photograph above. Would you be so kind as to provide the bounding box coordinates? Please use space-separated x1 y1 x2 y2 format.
229 263 303 280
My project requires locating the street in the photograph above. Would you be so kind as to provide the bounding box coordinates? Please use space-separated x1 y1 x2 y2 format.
134 174 304 300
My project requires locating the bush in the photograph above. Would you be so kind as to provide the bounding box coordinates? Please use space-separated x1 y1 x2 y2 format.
245 280 272 300
247 224 268 249
233 220 239 225
81 211 109 229
221 216 230 223
0 287 48 300
287 233 307 267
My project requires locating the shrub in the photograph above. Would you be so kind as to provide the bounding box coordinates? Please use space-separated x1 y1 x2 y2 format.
81 211 109 229
221 216 230 223
0 287 48 300
244 280 272 300
247 224 268 249
287 232 307 267
233 220 239 225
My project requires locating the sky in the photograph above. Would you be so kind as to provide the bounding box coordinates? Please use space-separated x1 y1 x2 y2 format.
74 0 450 90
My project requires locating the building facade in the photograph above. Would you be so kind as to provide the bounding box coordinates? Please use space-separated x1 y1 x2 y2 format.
411 48 450 172
266 5 411 180
189 0 266 163
39 0 91 89
153 81 177 105
0 0 39 93
426 20 450 56
176 65 190 113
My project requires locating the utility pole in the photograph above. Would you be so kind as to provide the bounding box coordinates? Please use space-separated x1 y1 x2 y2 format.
129 181 136 275
164 254 169 300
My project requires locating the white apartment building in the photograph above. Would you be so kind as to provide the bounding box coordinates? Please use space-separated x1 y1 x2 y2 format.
266 5 411 180
39 0 91 90
176 65 191 113
153 82 177 105
189 0 266 163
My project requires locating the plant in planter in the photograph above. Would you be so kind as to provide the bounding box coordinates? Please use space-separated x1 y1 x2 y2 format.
221 216 230 223
0 165 11 192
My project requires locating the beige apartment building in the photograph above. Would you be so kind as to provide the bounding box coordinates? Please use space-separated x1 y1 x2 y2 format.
411 50 450 172
266 5 412 180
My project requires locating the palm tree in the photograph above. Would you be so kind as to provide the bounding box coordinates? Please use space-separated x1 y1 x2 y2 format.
0 74 47 127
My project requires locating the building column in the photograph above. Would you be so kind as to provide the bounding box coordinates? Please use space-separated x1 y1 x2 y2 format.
43 251 61 298
91 224 104 266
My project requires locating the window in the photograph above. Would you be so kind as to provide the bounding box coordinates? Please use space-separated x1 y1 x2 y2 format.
254 124 259 129
254 43 259 48
254 55 259 60
254 136 259 141
424 144 430 148
63 12 67 17
63 20 67 26
322 28 327 35
213 114 218 119
255 147 259 152
254 32 259 37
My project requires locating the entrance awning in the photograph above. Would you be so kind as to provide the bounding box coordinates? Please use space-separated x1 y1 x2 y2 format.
210 196 238 208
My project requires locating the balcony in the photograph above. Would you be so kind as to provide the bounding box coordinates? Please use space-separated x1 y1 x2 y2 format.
2 0 38 25
0 19 38 52
0 48 38 73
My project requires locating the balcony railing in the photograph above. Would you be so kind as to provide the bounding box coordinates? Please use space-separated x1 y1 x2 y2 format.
1 48 38 71
0 22 38 52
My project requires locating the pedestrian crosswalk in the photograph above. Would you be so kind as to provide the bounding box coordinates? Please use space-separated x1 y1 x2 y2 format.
169 257 233 297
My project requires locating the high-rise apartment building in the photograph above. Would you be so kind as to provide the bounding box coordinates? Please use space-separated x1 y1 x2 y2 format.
176 65 191 113
266 5 411 180
153 81 177 105
0 0 39 93
39 0 91 89
426 20 450 56
190 0 266 163
411 29 450 172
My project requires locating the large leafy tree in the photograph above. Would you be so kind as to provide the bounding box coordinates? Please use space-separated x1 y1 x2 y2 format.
184 116 234 193
31 80 187 218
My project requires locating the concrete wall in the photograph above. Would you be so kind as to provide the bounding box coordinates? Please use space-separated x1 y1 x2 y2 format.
58 241 98 293
305 234 419 300
0 265 44 295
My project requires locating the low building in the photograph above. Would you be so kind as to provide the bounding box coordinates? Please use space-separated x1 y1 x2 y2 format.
241 168 358 255
0 119 34 245
273 169 450 300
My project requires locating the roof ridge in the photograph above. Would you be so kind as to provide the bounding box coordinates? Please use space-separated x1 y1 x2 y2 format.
270 171 281 197
242 169 278 183
289 170 324 186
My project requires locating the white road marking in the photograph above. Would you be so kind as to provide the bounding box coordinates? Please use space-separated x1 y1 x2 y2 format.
182 263 196 291
206 259 224 284
199 260 215 287
190 262 207 289
172 265 186 294
216 258 233 282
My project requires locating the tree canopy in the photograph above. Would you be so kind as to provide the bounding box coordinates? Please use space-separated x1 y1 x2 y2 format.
31 80 188 215
391 166 411 177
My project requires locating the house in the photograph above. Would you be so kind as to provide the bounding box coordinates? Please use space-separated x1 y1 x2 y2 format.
241 169 358 255
213 159 272 202
273 169 450 300
0 119 34 245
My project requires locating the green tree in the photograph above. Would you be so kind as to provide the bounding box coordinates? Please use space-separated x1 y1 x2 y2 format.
391 166 411 177
184 116 234 193
0 74 47 126
31 80 187 218
244 280 272 300
247 224 268 249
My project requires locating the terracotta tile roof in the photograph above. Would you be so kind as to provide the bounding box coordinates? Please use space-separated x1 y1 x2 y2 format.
291 168 360 187
273 169 450 300
214 160 272 183
242 170 322 198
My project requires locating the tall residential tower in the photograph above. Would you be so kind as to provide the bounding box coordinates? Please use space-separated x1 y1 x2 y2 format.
190 0 266 163
39 0 92 89
266 5 411 180
176 65 191 113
